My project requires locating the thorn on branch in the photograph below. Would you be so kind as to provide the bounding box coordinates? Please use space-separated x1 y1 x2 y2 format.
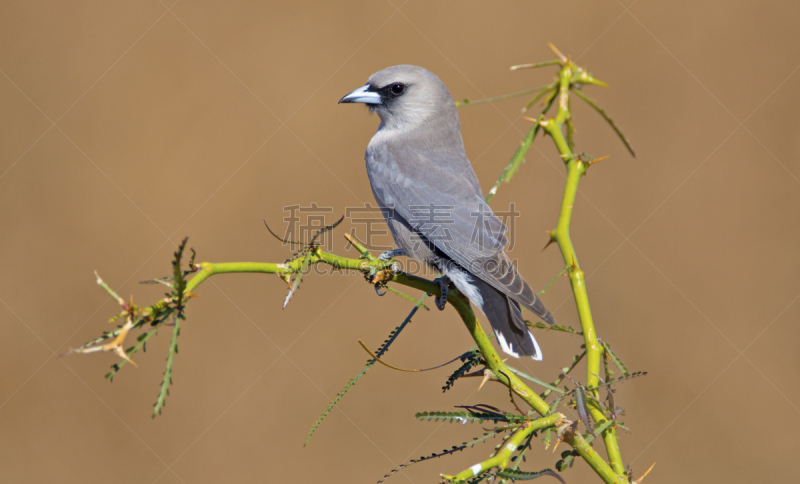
542 230 557 252
587 155 609 167
574 154 609 178
509 59 563 70
63 313 138 367
280 216 346 309
343 232 375 261
634 462 656 483
94 271 126 308
478 368 493 391
547 42 569 63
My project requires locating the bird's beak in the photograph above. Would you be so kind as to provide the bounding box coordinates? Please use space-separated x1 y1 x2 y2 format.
338 85 382 105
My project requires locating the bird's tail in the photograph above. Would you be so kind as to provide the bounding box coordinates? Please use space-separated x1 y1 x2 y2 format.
482 252 555 326
519 293 556 326
475 279 543 360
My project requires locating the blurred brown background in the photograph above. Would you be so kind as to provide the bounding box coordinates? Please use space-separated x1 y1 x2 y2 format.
2 1 799 483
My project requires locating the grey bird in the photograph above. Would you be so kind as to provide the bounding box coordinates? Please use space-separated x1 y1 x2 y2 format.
339 65 555 360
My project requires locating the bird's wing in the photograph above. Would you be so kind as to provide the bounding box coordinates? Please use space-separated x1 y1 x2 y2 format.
368 141 547 316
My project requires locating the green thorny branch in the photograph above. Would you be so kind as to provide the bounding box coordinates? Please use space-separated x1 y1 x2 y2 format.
68 44 649 484
535 43 635 481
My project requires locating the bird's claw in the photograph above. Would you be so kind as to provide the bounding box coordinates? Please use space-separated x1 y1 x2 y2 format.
434 275 451 311
375 284 387 296
378 248 407 261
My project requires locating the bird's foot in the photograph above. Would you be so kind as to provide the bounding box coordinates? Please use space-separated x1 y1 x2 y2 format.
434 275 451 311
378 248 406 261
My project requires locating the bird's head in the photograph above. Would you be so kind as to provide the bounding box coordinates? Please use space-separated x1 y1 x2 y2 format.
339 65 457 132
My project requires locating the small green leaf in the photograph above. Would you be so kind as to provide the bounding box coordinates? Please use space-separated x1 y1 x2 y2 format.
496 468 565 483
506 365 564 394
305 295 425 446
527 321 582 335
378 430 504 484
442 350 482 392
152 318 180 418
572 88 636 157
456 85 552 108
602 342 630 376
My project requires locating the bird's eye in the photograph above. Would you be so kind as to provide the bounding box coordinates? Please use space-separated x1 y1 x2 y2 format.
390 83 405 95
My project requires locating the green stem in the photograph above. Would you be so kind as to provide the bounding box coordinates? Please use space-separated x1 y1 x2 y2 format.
541 64 627 479
445 414 562 481
105 238 625 482
399 269 624 484
449 293 551 416
184 252 379 294
563 429 627 484
168 253 555 416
